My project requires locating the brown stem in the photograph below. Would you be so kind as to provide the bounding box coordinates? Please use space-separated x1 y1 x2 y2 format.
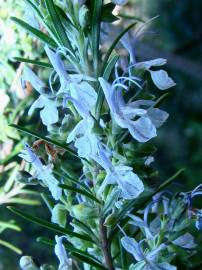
99 217 115 270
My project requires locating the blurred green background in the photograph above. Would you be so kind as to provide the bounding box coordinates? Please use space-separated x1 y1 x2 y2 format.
0 0 202 269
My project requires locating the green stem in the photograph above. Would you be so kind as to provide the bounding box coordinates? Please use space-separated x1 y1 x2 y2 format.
99 217 115 270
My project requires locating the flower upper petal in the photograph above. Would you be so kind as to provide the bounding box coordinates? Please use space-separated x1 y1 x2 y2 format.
115 166 144 199
23 66 45 94
39 99 59 126
135 58 167 70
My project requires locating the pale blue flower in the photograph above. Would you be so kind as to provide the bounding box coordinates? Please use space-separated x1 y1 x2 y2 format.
98 77 168 142
95 145 144 200
128 195 170 239
172 233 196 249
23 67 58 126
19 143 62 200
121 236 174 270
181 184 202 230
151 192 170 215
55 236 72 270
45 45 69 93
45 46 97 115
128 213 153 239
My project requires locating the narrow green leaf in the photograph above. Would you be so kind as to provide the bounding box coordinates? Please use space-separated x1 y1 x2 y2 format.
8 206 94 243
44 0 71 49
23 0 60 44
7 198 40 206
109 168 185 240
73 218 99 242
157 168 185 193
9 124 78 158
14 57 52 68
41 193 54 212
153 92 171 108
4 165 19 193
102 22 137 71
95 54 119 119
117 13 145 22
0 239 22 254
91 0 103 75
59 184 101 204
0 221 21 232
10 17 57 48
70 252 108 270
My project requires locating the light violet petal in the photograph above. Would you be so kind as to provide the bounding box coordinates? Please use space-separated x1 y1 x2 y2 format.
45 46 68 81
28 96 44 116
67 120 86 143
55 236 68 266
121 32 136 63
147 108 169 128
172 233 196 249
98 77 116 113
112 0 129 5
40 99 59 126
135 58 167 70
116 168 144 199
121 236 143 261
75 132 98 158
157 263 177 270
23 66 45 93
146 243 166 261
98 172 117 195
150 70 176 90
69 82 97 112
128 116 157 142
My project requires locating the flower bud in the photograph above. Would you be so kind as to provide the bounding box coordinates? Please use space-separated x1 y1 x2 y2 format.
71 204 98 220
104 212 117 227
79 5 90 29
19 256 39 270
51 204 67 228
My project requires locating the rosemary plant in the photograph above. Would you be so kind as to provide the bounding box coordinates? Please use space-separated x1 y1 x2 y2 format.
9 0 202 269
